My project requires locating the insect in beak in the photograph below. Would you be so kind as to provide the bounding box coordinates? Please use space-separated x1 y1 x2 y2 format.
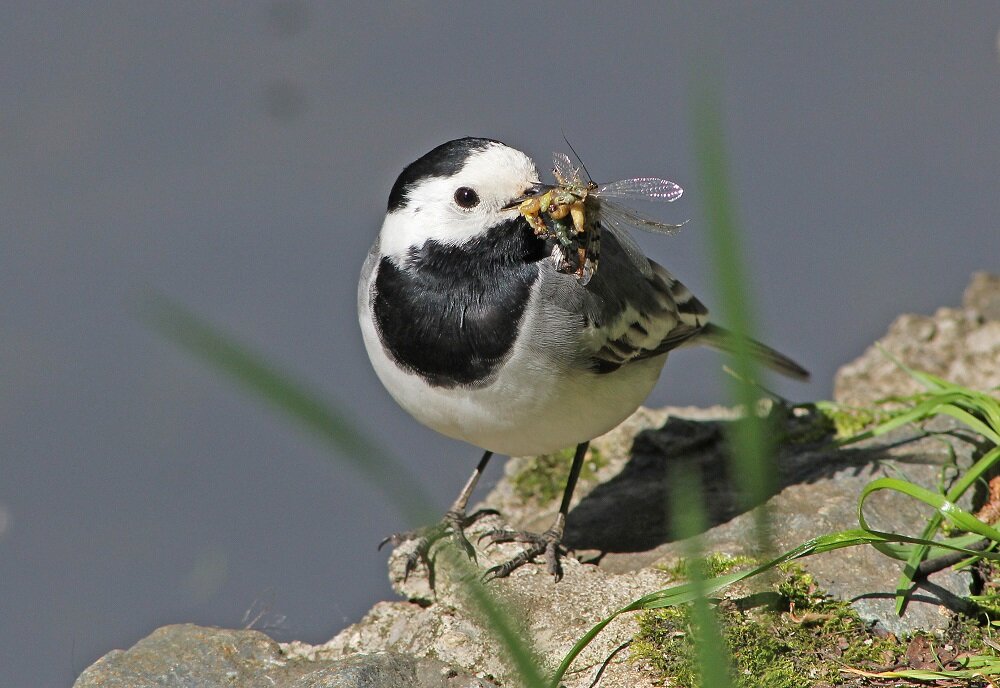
502 183 555 210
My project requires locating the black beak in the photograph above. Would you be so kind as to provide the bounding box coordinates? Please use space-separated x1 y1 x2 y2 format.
502 183 555 210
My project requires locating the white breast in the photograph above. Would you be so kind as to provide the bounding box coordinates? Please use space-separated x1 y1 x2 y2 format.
359 264 667 456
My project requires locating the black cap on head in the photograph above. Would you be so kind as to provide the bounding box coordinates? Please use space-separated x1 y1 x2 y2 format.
387 137 503 212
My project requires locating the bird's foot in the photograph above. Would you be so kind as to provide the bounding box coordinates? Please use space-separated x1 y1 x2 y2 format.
479 526 568 582
379 508 498 581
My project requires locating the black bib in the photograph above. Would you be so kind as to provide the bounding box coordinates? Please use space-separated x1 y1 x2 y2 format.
373 219 545 388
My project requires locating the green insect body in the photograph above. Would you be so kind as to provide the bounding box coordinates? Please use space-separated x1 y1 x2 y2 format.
518 187 599 283
518 149 685 286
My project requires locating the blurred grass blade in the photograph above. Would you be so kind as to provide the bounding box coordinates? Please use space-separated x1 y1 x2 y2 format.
692 76 777 548
142 292 432 523
144 294 545 688
433 546 548 688
145 293 550 685
670 468 733 688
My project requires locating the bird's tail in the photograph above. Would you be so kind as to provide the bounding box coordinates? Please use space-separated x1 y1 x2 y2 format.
695 323 810 381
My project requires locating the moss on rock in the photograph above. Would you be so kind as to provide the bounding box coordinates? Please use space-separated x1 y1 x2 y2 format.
510 445 607 503
631 564 905 686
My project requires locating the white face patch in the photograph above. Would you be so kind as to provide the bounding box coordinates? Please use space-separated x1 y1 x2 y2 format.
378 143 540 261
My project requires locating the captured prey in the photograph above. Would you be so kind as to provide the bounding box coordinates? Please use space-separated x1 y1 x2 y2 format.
511 151 685 285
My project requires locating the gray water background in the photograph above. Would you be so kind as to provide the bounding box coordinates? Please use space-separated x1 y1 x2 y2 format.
2 3 999 686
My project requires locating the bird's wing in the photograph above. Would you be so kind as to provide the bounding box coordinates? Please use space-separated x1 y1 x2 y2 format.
537 227 709 374
583 226 811 379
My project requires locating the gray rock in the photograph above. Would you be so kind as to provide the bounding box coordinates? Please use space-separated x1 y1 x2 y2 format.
74 624 497 688
74 273 1000 687
964 271 1000 321
834 271 1000 406
302 272 998 682
301 406 984 684
294 562 671 688
610 411 979 637
469 405 980 638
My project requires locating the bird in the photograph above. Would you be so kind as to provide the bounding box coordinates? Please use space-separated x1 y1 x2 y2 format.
358 137 808 582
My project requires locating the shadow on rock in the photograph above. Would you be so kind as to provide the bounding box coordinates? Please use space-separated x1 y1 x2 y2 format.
563 409 960 554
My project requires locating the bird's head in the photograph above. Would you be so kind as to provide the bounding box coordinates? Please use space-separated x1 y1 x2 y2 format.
378 138 550 260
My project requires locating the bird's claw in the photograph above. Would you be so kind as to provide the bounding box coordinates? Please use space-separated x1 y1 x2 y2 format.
379 508 500 582
480 527 566 582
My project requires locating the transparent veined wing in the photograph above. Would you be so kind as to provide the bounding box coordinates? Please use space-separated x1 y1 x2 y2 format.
536 150 687 280
597 177 683 202
597 197 687 236
596 210 655 278
595 198 688 278
552 152 585 186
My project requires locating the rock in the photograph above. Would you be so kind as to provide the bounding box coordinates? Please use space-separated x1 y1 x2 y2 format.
613 412 978 637
74 624 497 688
834 271 1000 406
963 271 1000 321
301 405 984 683
292 560 672 688
472 406 978 639
74 273 1000 687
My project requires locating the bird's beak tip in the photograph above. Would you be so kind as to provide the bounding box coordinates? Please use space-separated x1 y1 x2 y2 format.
503 183 555 210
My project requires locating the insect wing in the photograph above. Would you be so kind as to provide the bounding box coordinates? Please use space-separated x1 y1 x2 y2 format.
597 198 686 236
597 212 654 279
596 177 683 203
552 152 584 187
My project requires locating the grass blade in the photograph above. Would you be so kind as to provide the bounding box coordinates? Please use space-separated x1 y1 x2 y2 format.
551 524 1000 684
692 72 776 553
670 469 733 688
144 293 553 685
142 292 433 523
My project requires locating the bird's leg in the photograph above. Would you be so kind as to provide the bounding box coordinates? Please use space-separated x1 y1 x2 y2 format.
379 450 497 580
441 449 499 557
481 441 588 583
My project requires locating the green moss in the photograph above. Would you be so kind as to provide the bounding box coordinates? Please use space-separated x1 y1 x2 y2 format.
511 445 607 503
631 564 901 687
658 553 758 580
824 406 880 438
812 401 913 440
778 399 917 442
775 563 823 610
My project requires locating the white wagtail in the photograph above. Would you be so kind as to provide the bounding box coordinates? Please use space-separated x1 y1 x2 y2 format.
358 137 808 581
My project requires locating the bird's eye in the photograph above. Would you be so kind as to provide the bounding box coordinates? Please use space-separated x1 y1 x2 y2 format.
453 186 480 209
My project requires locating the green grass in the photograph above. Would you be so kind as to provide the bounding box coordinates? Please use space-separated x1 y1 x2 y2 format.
511 445 607 504
841 362 1000 615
